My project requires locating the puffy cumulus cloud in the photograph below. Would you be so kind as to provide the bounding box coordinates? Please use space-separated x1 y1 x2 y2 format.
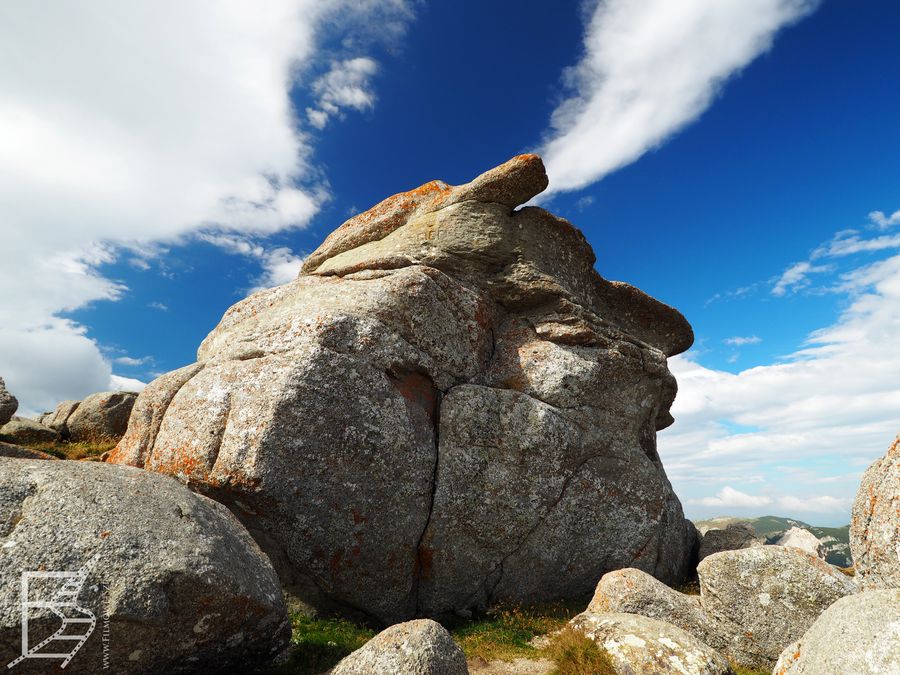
663 219 900 522
307 57 379 129
693 486 772 508
539 0 819 195
0 1 413 414
869 209 900 229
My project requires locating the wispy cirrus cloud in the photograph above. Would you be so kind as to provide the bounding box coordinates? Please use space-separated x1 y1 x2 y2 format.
539 0 820 196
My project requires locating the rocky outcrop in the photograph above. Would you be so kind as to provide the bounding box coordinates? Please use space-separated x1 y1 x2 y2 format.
110 155 696 623
774 526 825 559
42 399 82 437
330 619 467 675
698 522 759 561
0 441 57 460
0 378 16 427
851 434 900 589
568 612 733 675
0 416 60 444
774 589 900 674
589 546 857 668
0 459 289 673
66 391 137 442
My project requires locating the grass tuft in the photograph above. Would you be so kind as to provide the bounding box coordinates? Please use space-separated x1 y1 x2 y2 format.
728 660 771 675
6 439 117 460
264 614 375 675
545 627 617 675
448 604 576 662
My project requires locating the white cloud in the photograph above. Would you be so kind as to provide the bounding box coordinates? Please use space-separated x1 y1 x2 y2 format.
771 261 832 296
113 356 150 367
662 220 900 521
724 335 762 346
539 0 819 195
693 486 772 508
0 1 412 414
869 209 900 229
306 57 379 129
148 302 169 312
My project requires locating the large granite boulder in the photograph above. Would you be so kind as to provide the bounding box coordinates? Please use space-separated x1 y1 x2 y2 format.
0 378 16 427
568 612 733 675
589 546 857 668
698 521 760 561
109 155 697 623
330 619 467 675
0 416 60 444
774 589 900 674
0 441 57 460
66 391 137 442
851 433 900 589
0 459 289 673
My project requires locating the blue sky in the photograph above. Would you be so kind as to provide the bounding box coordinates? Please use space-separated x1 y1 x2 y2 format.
2 0 898 525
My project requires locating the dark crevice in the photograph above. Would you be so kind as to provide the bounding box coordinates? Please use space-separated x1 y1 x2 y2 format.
412 388 442 616
208 394 232 474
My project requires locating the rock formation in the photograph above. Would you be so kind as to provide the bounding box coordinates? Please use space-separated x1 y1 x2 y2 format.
851 433 900 589
698 521 760 561
568 612 733 675
330 619 467 675
588 546 857 668
41 392 137 442
0 441 57 460
774 589 900 674
774 526 825 559
110 155 697 623
0 378 16 427
0 459 289 673
0 416 60 444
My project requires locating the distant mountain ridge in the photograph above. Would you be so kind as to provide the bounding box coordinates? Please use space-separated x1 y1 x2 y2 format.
693 515 851 567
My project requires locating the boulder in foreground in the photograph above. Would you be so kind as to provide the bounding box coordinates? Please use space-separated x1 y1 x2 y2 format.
774 589 900 674
111 154 697 623
589 545 857 668
851 433 900 589
330 619 467 675
0 459 288 673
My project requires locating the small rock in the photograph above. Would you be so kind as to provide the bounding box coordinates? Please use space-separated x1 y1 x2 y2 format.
774 526 825 559
851 433 900 589
773 589 900 674
0 441 57 460
698 521 759 561
0 378 17 427
330 619 467 675
42 399 82 437
0 416 60 444
569 612 733 675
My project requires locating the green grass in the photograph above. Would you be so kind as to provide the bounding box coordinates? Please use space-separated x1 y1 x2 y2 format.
729 661 770 675
2 438 117 460
262 614 375 675
545 627 617 675
448 604 577 662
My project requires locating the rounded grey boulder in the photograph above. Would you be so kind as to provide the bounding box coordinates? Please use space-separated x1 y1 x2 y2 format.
773 589 900 674
0 416 60 444
851 433 900 590
698 521 759 561
569 612 733 675
66 391 137 442
330 619 467 675
0 459 289 673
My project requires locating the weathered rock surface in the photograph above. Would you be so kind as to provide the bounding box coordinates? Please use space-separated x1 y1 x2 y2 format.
66 391 137 442
0 416 60 444
774 526 825 559
774 589 900 674
851 434 900 589
0 378 16 427
697 522 759 561
110 155 697 623
0 459 289 674
330 619 467 675
0 441 57 460
42 399 82 437
569 612 733 675
589 546 857 668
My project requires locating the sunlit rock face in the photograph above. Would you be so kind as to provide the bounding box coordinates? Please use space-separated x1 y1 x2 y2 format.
110 155 697 624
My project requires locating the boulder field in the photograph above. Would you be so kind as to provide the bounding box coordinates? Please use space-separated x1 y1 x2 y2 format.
109 154 698 623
